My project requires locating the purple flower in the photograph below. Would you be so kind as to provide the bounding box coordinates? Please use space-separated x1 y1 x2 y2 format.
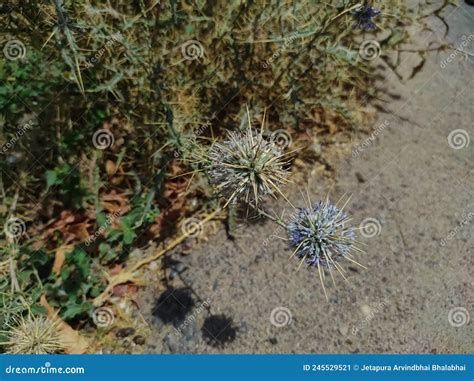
287 200 355 268
352 4 381 30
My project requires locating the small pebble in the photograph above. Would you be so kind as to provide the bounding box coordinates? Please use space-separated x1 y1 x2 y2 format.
310 142 322 157
121 338 131 348
116 327 135 338
338 325 349 336
164 334 179 353
174 262 185 272
182 323 195 341
133 335 146 345
361 304 372 317
355 172 366 183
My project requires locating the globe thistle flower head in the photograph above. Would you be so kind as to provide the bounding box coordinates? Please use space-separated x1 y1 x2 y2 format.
207 115 291 206
287 199 356 269
352 4 381 30
1 314 62 354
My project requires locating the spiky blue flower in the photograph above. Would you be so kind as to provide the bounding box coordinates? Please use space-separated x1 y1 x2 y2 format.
287 200 355 268
352 4 381 30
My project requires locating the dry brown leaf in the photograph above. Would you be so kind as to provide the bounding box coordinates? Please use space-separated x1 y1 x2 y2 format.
92 271 143 307
38 211 92 248
110 176 124 185
52 244 74 275
100 201 124 214
313 108 322 124
150 169 188 238
39 295 90 354
43 211 75 231
100 190 131 214
327 119 338 135
105 160 117 175
112 283 138 297
63 222 92 243
109 263 123 275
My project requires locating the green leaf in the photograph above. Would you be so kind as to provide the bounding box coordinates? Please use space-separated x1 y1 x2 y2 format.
46 170 58 187
122 225 136 245
31 304 46 315
61 300 92 320
29 250 50 266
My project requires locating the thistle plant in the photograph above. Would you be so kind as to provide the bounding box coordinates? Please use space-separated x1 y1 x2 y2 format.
206 111 291 206
287 196 364 298
1 314 63 354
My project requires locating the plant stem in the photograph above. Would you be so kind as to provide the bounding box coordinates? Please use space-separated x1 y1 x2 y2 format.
130 207 222 272
253 205 287 228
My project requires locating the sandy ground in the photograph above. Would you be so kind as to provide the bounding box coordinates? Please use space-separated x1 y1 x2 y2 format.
116 2 473 354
